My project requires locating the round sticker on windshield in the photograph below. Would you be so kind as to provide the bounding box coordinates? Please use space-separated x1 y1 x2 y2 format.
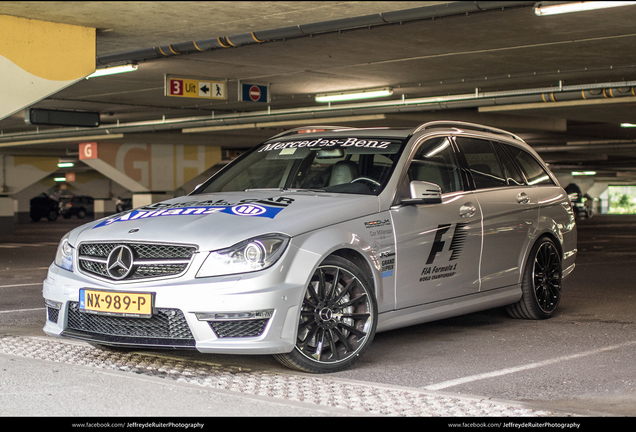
231 204 267 216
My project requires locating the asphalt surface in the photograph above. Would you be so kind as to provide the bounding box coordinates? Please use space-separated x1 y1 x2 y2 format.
1 213 634 423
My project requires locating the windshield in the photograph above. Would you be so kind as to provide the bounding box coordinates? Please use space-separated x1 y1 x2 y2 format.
195 136 406 196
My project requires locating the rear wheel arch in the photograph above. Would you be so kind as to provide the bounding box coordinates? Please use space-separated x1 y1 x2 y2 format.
507 233 563 320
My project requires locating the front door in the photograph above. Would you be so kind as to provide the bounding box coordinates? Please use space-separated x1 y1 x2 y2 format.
391 137 482 309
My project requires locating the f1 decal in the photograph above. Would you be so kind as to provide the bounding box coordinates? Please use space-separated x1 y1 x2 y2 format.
426 223 468 264
420 223 468 282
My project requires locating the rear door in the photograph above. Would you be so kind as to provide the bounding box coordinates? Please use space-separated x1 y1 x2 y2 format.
455 137 540 291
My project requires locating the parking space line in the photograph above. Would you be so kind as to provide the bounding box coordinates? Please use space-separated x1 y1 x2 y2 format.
0 307 45 314
424 340 636 391
0 243 58 248
0 267 49 272
0 283 43 288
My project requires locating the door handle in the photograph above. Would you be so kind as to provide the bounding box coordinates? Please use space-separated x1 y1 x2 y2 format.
459 202 477 218
517 192 530 204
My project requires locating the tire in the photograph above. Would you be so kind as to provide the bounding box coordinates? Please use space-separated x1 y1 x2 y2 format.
506 236 562 320
46 210 58 222
77 208 86 219
274 255 378 373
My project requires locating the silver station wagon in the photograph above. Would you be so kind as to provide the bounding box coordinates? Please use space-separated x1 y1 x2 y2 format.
43 121 577 373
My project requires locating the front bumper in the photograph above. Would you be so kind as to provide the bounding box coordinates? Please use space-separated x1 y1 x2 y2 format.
42 246 314 355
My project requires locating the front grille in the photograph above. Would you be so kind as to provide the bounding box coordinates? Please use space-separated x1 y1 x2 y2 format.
209 319 270 338
65 302 195 347
78 242 197 282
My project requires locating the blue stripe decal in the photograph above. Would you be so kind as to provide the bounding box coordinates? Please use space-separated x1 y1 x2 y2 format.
93 204 284 228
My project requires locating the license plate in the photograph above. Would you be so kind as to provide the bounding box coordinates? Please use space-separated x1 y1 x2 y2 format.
79 289 153 317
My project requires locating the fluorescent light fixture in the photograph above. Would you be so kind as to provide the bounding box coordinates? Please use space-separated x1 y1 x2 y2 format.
571 171 597 176
620 122 636 128
57 162 74 168
86 64 138 79
316 87 393 103
534 1 636 16
54 177 67 182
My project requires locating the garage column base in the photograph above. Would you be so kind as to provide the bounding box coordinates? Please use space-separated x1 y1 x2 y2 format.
132 192 171 208
0 196 15 241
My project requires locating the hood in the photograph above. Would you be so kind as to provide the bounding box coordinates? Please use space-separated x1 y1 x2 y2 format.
68 190 379 251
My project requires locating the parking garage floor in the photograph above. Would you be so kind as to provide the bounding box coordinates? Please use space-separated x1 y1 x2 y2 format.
1 214 634 420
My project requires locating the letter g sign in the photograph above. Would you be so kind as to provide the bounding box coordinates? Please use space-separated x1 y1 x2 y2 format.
79 142 98 160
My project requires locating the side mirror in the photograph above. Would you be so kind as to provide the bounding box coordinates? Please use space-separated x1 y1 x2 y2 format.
402 180 442 205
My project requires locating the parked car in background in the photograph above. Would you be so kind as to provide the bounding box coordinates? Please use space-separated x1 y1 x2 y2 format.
59 195 94 219
43 121 577 373
565 184 593 219
115 197 133 213
30 193 59 222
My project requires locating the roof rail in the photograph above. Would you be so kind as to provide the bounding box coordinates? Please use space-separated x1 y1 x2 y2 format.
413 121 524 142
269 125 357 140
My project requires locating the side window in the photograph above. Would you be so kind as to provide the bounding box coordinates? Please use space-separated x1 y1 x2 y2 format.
493 142 525 186
407 137 462 194
506 146 555 186
456 137 507 189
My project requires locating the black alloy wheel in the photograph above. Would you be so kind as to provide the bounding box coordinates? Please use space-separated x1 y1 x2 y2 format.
274 256 377 373
507 237 562 320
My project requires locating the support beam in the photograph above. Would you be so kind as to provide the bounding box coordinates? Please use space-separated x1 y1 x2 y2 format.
0 15 95 120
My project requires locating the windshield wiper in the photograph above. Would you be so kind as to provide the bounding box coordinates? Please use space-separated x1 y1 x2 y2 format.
245 188 325 193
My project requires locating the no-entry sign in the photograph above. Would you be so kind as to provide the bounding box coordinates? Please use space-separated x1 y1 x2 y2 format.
240 83 269 103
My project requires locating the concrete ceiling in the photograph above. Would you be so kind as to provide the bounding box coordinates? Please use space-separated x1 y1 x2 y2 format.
2 1 636 183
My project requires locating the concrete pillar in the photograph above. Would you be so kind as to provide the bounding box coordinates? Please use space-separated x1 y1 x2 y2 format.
586 182 608 215
0 196 14 240
132 192 171 209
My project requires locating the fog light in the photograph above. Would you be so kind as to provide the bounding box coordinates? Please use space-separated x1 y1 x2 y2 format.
196 309 274 321
45 299 62 309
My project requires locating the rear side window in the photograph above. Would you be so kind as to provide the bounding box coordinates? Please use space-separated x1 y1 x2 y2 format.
493 142 525 186
455 137 507 189
505 145 555 186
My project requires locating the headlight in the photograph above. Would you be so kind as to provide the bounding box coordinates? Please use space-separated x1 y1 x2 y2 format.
54 232 74 272
196 234 290 278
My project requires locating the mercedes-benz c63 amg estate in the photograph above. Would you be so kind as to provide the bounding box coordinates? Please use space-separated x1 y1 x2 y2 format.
43 121 577 373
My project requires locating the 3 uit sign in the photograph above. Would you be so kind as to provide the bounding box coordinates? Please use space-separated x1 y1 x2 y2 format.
165 76 227 100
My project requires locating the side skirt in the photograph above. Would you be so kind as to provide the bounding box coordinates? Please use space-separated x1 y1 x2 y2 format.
376 285 522 333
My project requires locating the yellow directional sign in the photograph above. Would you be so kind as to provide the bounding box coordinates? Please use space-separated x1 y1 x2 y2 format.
165 76 227 100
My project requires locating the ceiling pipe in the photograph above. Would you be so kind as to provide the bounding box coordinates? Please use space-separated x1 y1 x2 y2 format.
3 82 636 144
96 2 534 65
534 142 636 153
3 81 636 145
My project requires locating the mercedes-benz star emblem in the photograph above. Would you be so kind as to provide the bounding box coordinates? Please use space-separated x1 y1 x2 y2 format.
106 245 134 280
